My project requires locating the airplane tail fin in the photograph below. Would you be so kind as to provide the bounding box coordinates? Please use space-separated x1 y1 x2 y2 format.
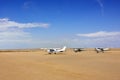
61 46 67 51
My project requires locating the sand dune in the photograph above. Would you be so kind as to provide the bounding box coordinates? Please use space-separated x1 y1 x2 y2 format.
0 49 120 80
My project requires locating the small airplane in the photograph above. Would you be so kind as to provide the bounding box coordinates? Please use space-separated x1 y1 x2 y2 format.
95 48 110 53
73 48 85 53
47 46 67 54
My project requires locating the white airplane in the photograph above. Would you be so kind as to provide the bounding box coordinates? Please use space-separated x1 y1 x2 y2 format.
73 48 85 53
47 46 67 54
95 48 110 53
103 48 110 51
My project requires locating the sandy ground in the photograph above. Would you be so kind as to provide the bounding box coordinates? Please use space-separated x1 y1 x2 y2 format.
0 49 120 80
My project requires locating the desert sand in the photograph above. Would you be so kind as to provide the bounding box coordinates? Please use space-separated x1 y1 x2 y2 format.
0 48 120 80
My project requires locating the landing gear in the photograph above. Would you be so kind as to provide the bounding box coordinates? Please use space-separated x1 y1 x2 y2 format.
48 52 52 54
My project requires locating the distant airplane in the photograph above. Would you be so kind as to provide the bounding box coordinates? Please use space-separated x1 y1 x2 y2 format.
47 46 67 54
73 48 85 53
95 48 110 53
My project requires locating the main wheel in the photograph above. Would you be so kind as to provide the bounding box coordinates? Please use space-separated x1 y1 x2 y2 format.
49 53 51 54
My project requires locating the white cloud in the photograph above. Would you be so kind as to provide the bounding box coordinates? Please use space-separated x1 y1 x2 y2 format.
96 0 104 16
0 30 33 49
77 31 120 37
97 0 104 8
0 18 51 49
0 18 36 42
0 18 49 30
74 31 120 47
0 31 31 40
23 1 32 9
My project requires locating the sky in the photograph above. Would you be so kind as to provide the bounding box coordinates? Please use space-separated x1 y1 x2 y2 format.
0 0 120 49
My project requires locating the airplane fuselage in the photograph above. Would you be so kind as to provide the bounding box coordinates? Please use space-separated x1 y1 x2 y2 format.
47 46 66 54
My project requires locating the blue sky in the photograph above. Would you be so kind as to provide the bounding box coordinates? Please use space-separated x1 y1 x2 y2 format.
0 0 120 49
